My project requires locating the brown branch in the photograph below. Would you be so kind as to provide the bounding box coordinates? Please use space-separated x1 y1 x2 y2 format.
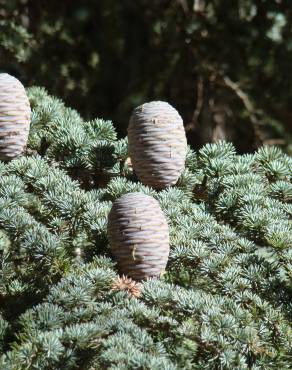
193 76 204 124
178 0 189 14
221 75 265 145
186 76 204 131
263 138 286 146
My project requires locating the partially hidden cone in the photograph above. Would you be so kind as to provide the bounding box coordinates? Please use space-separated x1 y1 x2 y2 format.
128 101 187 189
107 192 169 280
0 73 31 160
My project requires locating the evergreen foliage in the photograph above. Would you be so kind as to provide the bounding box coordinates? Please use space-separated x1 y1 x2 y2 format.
0 88 291 369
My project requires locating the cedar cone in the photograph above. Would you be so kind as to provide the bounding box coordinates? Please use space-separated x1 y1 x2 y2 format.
128 101 187 189
0 73 31 160
107 192 169 280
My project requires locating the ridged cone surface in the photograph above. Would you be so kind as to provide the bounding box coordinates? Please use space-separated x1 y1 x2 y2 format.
128 101 187 189
107 192 169 280
0 73 31 160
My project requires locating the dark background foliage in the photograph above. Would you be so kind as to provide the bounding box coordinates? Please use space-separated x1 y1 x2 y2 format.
1 0 292 152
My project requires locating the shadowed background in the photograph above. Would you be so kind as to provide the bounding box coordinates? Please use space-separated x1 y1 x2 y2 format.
1 0 292 153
